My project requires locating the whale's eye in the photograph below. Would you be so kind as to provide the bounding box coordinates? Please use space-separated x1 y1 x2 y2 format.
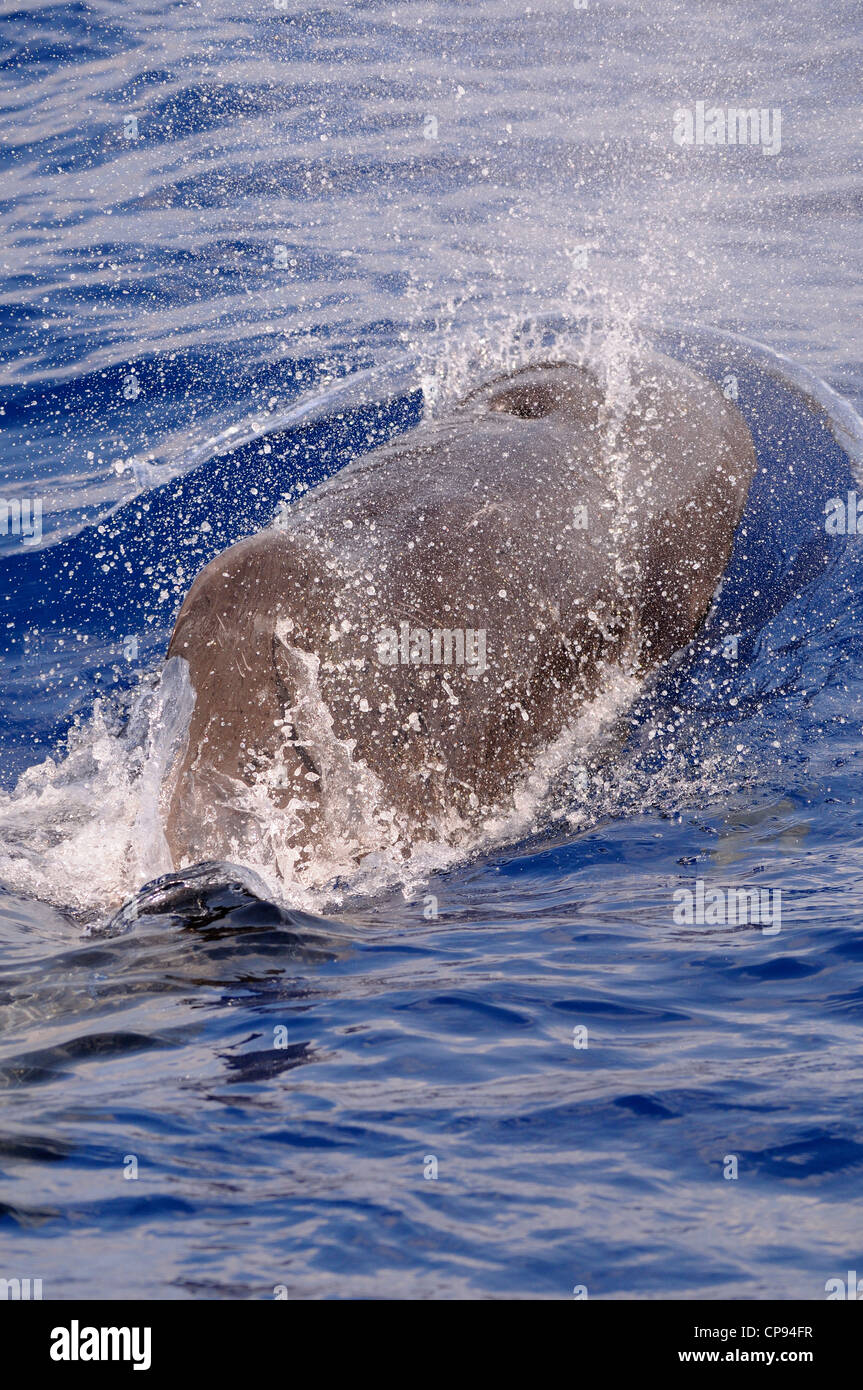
488 383 559 420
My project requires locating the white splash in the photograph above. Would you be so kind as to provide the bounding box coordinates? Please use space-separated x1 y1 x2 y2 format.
0 312 692 920
0 662 194 915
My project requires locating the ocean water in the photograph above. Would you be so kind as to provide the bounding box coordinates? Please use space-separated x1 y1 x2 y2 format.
1 0 862 1300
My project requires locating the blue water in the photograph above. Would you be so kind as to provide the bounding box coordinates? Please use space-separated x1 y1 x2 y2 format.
1 0 863 1299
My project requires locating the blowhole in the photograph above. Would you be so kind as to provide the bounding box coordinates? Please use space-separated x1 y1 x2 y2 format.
487 383 560 420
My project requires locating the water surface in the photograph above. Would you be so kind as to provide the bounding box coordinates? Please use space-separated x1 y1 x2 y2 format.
1 0 862 1299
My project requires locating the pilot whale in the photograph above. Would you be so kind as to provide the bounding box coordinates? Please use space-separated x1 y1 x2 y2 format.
162 353 757 878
